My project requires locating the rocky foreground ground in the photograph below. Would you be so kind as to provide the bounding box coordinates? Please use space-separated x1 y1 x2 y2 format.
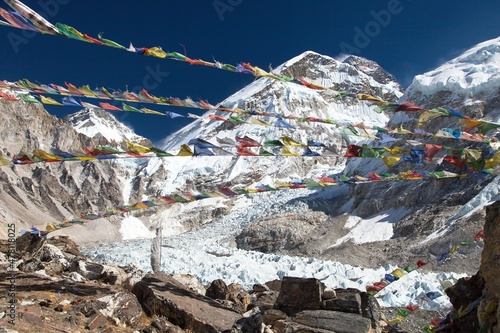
0 200 498 333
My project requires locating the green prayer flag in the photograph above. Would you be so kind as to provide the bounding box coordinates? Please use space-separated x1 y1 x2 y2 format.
258 148 275 156
264 139 284 147
396 308 412 317
19 94 41 104
228 114 248 124
122 103 144 113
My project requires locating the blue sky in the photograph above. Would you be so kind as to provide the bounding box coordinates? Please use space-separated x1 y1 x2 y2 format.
1 0 499 144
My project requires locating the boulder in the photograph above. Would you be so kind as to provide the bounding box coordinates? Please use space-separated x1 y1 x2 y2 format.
262 309 287 326
273 319 334 333
228 283 251 313
47 235 83 257
275 277 323 315
322 288 336 300
265 279 282 292
40 243 66 261
171 273 206 295
68 271 86 282
293 310 372 333
17 258 43 272
323 289 362 314
233 307 263 333
97 291 143 327
479 200 500 332
206 278 229 300
100 264 127 285
121 264 146 290
86 311 107 330
132 273 242 333
251 291 279 312
76 260 104 280
252 283 270 293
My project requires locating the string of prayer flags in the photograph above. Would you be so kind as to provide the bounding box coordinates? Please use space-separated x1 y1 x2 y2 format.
2 78 499 144
0 0 500 142
436 229 484 265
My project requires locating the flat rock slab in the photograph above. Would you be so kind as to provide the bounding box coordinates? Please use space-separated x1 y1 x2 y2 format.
275 277 323 314
293 310 372 333
133 273 242 333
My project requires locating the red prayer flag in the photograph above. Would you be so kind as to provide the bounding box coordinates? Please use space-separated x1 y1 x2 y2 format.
209 114 228 122
0 90 19 101
474 230 484 241
344 145 362 157
395 101 422 112
236 136 262 147
406 305 419 311
236 146 258 156
99 102 122 111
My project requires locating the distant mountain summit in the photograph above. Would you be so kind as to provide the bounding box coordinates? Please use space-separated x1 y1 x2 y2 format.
66 106 149 145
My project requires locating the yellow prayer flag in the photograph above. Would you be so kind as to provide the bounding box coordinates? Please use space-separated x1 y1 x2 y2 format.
249 117 273 127
485 152 500 169
381 155 401 168
391 268 407 279
40 95 63 106
0 151 12 166
141 107 165 116
145 47 167 58
460 118 484 133
359 127 377 138
394 125 413 134
417 111 442 128
126 141 151 154
387 316 405 324
33 149 62 161
281 136 303 147
465 148 483 161
130 202 149 210
252 66 272 78
177 144 194 156
45 223 57 231
384 146 409 155
356 93 387 104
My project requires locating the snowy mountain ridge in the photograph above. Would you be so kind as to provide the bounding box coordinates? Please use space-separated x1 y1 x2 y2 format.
146 51 403 196
66 106 148 144
407 37 500 98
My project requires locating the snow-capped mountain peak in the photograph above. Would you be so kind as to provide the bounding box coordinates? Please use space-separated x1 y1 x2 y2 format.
406 36 500 100
66 106 148 145
160 50 403 151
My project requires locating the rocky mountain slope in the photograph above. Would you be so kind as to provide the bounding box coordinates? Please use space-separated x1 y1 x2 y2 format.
0 104 156 238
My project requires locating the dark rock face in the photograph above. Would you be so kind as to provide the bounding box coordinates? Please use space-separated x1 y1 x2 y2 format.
441 201 500 332
275 277 323 315
478 200 500 331
481 200 500 297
